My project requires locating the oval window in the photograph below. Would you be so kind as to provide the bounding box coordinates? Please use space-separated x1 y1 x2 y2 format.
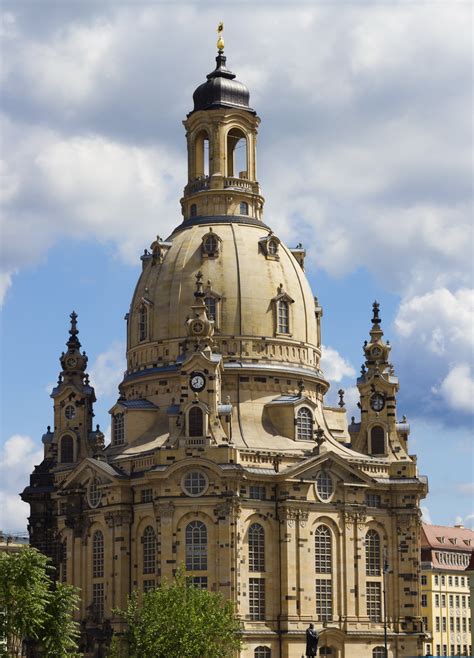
315 471 333 502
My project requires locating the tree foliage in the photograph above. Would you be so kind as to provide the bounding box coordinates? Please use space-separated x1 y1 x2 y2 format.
0 547 80 657
111 570 243 658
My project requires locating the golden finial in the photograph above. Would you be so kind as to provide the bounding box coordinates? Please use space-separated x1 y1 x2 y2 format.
216 22 224 52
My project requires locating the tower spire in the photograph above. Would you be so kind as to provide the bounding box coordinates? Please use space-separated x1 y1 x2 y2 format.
60 311 88 375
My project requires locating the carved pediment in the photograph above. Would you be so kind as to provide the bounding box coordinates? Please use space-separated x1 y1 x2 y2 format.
59 457 122 490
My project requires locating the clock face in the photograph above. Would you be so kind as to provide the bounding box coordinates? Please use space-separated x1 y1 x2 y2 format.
191 320 204 335
65 405 76 420
371 345 382 358
190 372 206 392
66 357 77 368
370 393 385 412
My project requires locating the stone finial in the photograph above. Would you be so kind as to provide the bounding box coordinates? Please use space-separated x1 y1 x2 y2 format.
195 271 204 297
297 380 305 396
338 389 345 408
372 300 381 325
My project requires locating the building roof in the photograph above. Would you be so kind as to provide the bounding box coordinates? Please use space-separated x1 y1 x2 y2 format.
421 523 474 552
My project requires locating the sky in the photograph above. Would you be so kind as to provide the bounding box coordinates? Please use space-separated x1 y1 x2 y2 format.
0 1 472 533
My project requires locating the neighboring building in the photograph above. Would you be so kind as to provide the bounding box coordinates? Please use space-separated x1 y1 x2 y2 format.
420 523 474 657
22 37 429 658
0 531 29 554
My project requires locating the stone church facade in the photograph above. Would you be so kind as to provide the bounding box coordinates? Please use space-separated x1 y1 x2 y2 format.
23 40 428 658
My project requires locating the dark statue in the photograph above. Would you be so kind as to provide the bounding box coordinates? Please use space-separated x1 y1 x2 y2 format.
305 623 319 657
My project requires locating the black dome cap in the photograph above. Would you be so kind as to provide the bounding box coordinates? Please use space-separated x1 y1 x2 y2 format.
191 52 255 114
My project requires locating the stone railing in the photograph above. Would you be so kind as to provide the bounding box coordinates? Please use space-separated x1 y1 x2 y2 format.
185 176 210 195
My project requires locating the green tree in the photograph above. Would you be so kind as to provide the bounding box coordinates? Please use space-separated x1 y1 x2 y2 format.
0 546 80 657
111 570 243 658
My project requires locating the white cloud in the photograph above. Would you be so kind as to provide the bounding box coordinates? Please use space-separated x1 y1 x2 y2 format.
421 505 432 525
0 270 13 307
437 364 474 414
89 341 126 398
457 483 474 495
0 435 43 532
321 345 356 383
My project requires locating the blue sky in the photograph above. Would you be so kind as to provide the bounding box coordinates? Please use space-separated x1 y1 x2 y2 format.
0 1 472 532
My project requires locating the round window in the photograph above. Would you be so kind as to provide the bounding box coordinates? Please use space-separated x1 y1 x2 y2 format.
65 405 76 420
182 470 208 497
315 471 333 502
87 478 102 508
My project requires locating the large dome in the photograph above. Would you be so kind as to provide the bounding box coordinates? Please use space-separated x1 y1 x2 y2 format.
126 220 322 379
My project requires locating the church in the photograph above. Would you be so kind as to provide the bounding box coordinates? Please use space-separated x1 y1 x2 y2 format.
22 32 429 658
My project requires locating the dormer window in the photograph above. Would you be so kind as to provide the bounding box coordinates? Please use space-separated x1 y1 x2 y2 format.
277 300 289 334
240 201 249 216
114 412 125 445
259 234 281 260
139 304 148 341
296 407 313 440
267 239 278 256
201 230 221 258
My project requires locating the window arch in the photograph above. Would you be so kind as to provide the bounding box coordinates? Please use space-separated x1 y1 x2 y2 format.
370 425 385 455
188 406 204 437
226 128 247 177
372 648 386 658
296 407 313 440
142 526 156 575
190 203 197 217
114 413 124 445
248 523 265 572
277 300 289 334
365 529 381 576
92 530 104 578
139 304 148 341
60 435 74 463
240 201 249 216
185 521 207 571
315 525 332 574
254 648 271 658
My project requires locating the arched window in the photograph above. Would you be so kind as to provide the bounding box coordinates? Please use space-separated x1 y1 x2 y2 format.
296 407 313 440
194 130 209 178
240 201 249 216
139 304 148 341
366 529 381 576
188 406 204 437
320 650 334 656
248 523 265 572
92 530 104 579
185 521 207 571
315 525 332 574
254 648 271 658
60 435 74 463
277 300 289 334
371 425 385 455
373 648 386 658
190 203 197 217
114 413 124 445
226 128 247 177
142 526 156 575
204 296 216 322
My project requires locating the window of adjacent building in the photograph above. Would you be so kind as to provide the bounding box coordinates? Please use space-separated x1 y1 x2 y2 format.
462 617 467 632
442 646 447 657
441 575 445 586
450 617 454 631
450 645 455 657
366 582 382 622
188 406 204 437
204 296 217 322
315 471 333 502
143 579 155 593
141 488 153 503
442 617 446 632
449 576 453 586
365 530 381 577
185 521 207 571
449 594 453 607
435 594 440 607
92 530 104 579
370 425 385 455
240 201 249 216
372 648 386 658
254 647 271 658
421 575 427 585
455 575 459 586
249 485 266 500
421 594 427 607
435 645 440 656
422 617 428 630
462 595 466 607
248 523 265 572
190 203 197 218
366 493 381 508
456 617 461 631
315 525 332 574
425 647 431 657
142 526 156 575
92 582 104 619
187 576 208 589
114 413 125 445
434 574 439 586
455 594 460 607
139 304 148 341
441 594 446 607
249 578 265 620
183 470 207 497
277 300 289 334
60 435 74 463
296 407 313 441
316 578 332 622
